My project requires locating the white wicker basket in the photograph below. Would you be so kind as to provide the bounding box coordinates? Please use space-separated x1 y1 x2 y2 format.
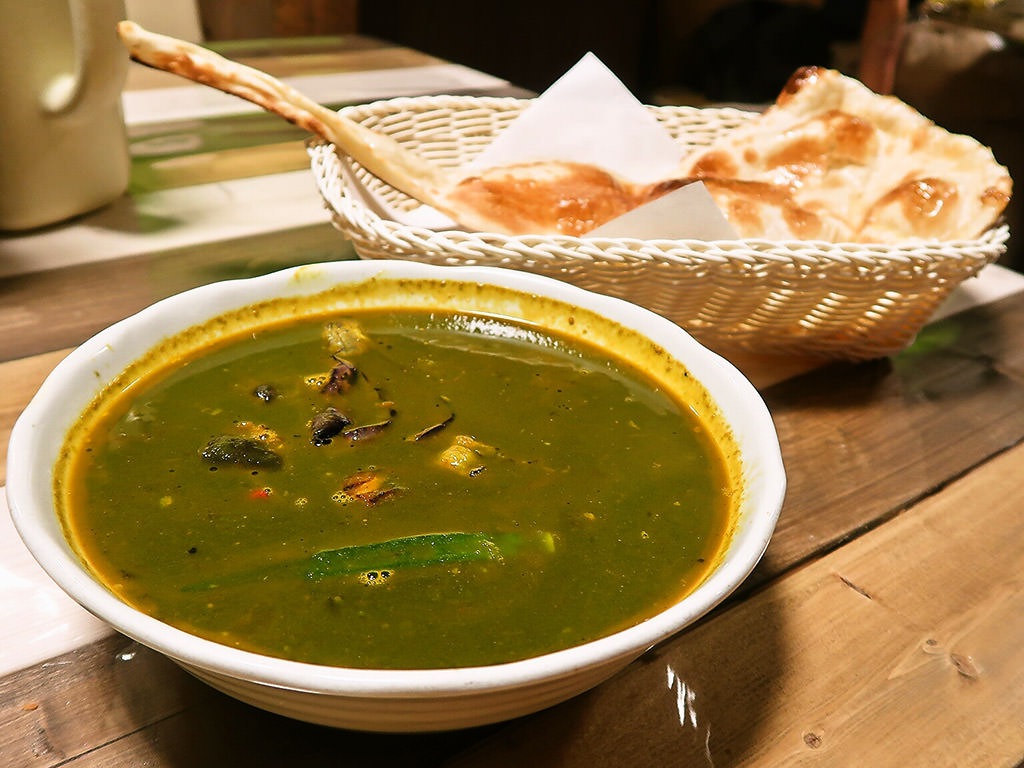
308 95 1009 360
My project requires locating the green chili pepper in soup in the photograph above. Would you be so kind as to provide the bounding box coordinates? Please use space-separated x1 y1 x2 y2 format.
56 310 734 669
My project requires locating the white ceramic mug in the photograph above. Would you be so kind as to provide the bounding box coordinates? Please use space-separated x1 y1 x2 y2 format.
0 1 129 231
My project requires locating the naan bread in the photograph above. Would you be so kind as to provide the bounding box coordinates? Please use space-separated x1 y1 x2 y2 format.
448 162 854 240
450 67 1011 242
447 161 643 237
679 66 1012 242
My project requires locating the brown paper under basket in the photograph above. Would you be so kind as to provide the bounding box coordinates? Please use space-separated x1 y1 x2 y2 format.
308 95 1009 360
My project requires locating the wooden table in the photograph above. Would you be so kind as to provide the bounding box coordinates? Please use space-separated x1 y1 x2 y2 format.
2 35 1023 768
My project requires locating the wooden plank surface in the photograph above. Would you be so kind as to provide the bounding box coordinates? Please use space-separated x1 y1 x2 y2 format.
0 637 201 767
0 636 498 768
196 0 359 42
447 441 1024 768
122 36 419 91
0 224 356 365
0 350 69 487
756 296 1024 581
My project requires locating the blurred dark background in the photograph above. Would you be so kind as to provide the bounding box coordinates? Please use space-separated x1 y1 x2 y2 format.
195 0 878 102
193 0 1023 269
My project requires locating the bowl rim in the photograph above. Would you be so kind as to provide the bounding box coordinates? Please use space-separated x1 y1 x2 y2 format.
6 259 785 697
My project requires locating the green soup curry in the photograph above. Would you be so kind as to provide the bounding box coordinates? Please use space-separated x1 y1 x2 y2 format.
56 303 737 669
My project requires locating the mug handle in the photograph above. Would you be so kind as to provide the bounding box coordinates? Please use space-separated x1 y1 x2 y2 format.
40 0 127 115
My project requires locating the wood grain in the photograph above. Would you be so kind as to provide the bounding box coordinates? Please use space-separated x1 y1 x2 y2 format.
124 36 405 91
271 0 359 39
753 296 1024 585
0 637 497 768
0 224 356 364
0 349 69 486
134 140 311 190
447 441 1024 768
197 0 358 41
0 636 204 767
231 46 444 79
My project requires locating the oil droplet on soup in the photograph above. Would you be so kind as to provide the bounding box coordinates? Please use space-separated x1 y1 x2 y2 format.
57 310 734 669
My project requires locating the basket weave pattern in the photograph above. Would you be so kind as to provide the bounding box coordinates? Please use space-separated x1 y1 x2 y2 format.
309 96 1009 360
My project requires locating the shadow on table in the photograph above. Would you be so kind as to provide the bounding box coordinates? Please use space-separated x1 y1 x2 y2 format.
105 638 503 767
441 605 785 767
98 611 784 768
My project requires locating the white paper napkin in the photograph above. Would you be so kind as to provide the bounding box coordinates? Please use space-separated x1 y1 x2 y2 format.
586 181 738 240
464 52 683 184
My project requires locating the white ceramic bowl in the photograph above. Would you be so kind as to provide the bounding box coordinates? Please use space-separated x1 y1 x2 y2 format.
7 260 785 732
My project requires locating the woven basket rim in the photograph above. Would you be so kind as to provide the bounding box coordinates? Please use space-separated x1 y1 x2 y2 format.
307 141 1009 266
335 93 762 117
310 93 1009 259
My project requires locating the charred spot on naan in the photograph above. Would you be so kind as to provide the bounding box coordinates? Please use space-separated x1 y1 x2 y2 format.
859 175 1012 241
776 65 827 104
858 178 959 240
